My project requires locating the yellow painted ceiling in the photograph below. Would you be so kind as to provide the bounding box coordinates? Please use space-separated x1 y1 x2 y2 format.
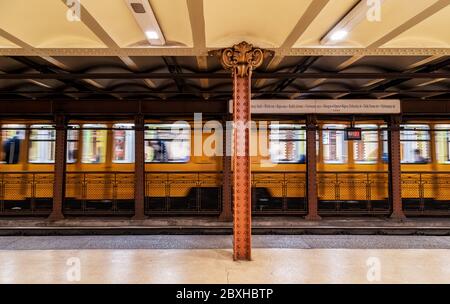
82 0 147 47
0 0 448 50
384 4 450 48
348 0 442 47
204 0 314 48
149 0 193 47
295 0 359 47
0 0 105 48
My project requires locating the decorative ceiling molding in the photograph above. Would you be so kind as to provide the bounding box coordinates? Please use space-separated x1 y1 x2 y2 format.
1 47 448 57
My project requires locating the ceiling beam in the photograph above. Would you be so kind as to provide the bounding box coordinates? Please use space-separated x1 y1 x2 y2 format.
60 0 157 89
335 55 448 99
7 56 124 100
371 0 450 48
255 0 330 89
364 57 450 94
187 0 209 98
0 27 121 99
335 0 450 69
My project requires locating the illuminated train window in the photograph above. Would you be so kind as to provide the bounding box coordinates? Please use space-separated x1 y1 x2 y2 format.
269 124 306 164
400 124 430 164
381 124 431 164
435 124 450 164
82 124 107 164
112 124 135 164
29 125 56 163
1 124 26 164
67 125 79 164
322 124 347 164
145 124 190 163
354 124 378 164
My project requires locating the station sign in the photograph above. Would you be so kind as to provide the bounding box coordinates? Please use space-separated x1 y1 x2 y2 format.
229 99 401 114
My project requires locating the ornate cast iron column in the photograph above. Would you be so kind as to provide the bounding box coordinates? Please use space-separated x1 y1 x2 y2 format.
215 42 268 260
388 115 406 220
49 114 67 220
134 115 146 220
305 115 321 220
219 116 232 221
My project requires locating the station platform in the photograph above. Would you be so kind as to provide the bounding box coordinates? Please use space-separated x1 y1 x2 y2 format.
1 235 450 284
2 217 450 235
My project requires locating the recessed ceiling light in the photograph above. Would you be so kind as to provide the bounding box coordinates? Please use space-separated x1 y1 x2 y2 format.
145 31 159 40
330 30 348 41
321 0 386 45
125 0 166 45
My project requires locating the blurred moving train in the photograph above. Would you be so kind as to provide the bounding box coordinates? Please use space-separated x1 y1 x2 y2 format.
0 118 449 216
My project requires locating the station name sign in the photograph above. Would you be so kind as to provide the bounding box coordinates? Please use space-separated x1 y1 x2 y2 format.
229 99 401 114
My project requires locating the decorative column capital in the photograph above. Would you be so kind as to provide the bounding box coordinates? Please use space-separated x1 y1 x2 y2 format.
211 41 272 78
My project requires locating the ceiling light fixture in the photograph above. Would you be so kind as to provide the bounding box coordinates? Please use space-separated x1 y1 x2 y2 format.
330 30 348 41
125 0 166 46
145 30 159 40
321 0 385 45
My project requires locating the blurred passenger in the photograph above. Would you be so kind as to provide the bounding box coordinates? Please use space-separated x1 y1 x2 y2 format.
150 140 168 162
414 149 428 164
298 154 306 164
3 131 21 164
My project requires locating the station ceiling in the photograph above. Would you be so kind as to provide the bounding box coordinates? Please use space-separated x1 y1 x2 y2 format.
0 0 449 102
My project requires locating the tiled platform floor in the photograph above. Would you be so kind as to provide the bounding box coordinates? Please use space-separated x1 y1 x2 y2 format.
1 248 450 284
0 235 450 283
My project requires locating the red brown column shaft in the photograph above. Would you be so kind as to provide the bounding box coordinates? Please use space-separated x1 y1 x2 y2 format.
305 115 321 220
389 115 406 220
133 115 146 220
232 72 252 260
49 114 66 220
215 41 268 261
219 116 232 221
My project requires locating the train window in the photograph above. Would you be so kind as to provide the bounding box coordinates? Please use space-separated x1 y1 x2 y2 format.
354 124 378 164
1 124 25 164
82 124 107 164
400 124 430 164
29 125 56 163
381 125 389 163
322 124 347 164
67 125 79 164
435 124 450 164
269 124 306 164
144 124 190 163
112 124 135 163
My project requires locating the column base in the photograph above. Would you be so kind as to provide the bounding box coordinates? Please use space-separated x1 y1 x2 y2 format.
305 214 322 221
219 212 232 222
234 257 252 262
390 211 406 221
132 214 147 221
48 212 64 221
